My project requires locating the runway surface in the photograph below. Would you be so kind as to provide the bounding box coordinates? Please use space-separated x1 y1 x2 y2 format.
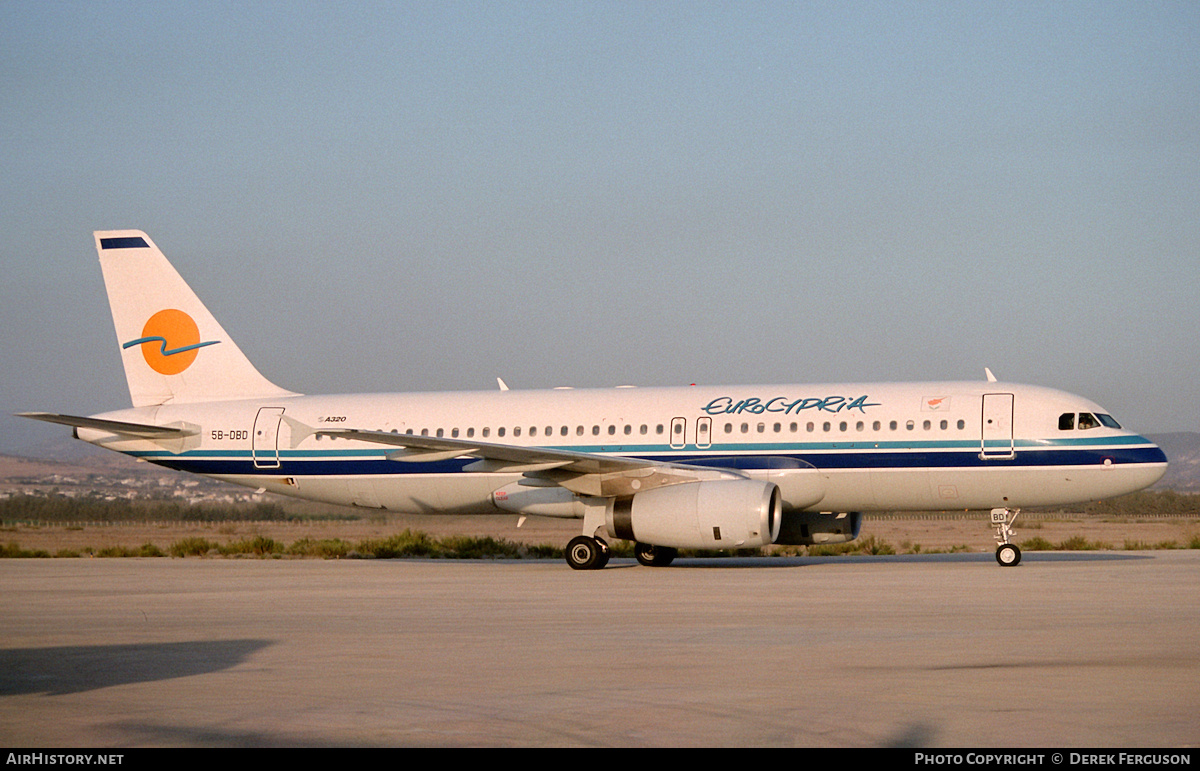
2 551 1198 747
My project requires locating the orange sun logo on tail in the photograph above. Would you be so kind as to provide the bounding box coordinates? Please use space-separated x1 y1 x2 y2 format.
122 309 220 375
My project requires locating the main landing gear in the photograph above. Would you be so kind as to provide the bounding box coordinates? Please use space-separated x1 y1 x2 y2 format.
565 535 610 570
563 536 679 569
634 542 677 567
991 507 1022 567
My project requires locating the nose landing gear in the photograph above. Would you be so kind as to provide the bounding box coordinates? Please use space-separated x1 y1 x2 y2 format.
991 507 1022 566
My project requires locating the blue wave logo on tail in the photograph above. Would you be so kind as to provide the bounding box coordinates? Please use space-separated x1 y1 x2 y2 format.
122 337 219 357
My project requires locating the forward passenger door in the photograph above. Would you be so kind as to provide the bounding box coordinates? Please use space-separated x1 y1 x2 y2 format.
981 393 1015 460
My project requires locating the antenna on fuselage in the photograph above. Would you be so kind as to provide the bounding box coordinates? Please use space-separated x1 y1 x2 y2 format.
984 367 998 382
497 377 510 391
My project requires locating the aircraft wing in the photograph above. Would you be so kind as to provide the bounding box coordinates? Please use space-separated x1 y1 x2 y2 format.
15 412 198 439
315 427 738 497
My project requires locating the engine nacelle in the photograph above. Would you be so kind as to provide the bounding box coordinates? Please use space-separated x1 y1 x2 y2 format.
605 479 782 550
774 510 862 545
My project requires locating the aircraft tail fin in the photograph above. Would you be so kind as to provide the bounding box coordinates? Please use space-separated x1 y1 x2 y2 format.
95 230 297 407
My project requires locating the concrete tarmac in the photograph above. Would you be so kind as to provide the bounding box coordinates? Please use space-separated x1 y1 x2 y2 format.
1 551 1198 747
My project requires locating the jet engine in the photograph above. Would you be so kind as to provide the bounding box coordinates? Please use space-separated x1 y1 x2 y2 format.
605 479 782 550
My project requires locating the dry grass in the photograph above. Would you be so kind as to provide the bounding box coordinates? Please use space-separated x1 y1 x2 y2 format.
3 510 1198 558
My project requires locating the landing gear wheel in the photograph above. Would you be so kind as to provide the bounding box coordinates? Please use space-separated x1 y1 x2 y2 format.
634 542 678 567
566 536 608 570
996 543 1021 567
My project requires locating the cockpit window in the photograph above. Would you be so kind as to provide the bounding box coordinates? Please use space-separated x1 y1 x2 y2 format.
1060 412 1121 431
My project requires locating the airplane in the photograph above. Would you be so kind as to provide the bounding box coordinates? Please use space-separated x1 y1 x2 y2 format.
19 230 1168 569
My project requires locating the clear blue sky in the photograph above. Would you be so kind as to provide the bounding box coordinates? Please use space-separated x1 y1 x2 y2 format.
2 1 1197 453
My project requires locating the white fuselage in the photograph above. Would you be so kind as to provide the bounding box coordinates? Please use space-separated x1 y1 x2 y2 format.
79 379 1167 516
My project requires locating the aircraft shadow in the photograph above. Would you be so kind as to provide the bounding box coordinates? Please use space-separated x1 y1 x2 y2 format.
0 639 272 695
652 550 1154 569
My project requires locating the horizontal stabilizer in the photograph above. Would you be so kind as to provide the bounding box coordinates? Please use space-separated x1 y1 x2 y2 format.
15 412 196 438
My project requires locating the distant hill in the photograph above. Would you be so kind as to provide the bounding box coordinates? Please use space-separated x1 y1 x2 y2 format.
1146 433 1200 492
0 447 202 495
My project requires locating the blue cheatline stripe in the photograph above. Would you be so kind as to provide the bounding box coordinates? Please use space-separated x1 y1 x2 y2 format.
131 443 1167 478
99 236 149 249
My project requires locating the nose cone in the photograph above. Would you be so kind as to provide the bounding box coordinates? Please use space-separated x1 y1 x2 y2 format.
1130 437 1168 490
